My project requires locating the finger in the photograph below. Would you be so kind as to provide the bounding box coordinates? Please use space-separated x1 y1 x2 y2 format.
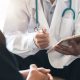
42 27 47 33
30 65 51 74
68 40 80 55
20 68 50 75
39 44 49 49
68 40 77 48
54 45 72 55
47 73 53 80
73 35 80 43
37 67 50 74
30 64 37 70
36 33 49 38
38 41 49 45
37 38 49 43
68 40 80 50
59 44 75 55
59 40 80 55
54 45 67 54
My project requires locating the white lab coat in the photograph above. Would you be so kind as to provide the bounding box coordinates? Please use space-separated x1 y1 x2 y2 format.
3 0 80 68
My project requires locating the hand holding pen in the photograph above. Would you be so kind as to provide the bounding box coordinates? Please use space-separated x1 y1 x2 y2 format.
34 27 50 49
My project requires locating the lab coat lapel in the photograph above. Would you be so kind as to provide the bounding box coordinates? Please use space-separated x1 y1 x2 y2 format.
48 0 77 68
49 0 66 45
49 0 65 45
27 0 49 31
48 0 71 68
30 0 49 30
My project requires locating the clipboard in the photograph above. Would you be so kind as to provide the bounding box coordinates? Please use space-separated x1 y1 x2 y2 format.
58 35 80 46
48 35 80 52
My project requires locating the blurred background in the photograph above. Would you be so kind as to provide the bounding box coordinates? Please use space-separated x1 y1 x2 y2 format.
0 0 9 31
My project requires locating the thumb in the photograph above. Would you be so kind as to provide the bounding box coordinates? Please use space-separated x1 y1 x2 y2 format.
26 64 37 80
30 64 37 70
42 27 47 33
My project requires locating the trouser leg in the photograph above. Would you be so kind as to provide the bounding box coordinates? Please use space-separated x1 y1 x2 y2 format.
63 58 80 80
24 51 80 80
24 50 64 78
15 51 80 80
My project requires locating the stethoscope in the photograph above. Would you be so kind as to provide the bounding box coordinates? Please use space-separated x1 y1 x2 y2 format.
62 0 75 20
35 0 75 30
35 0 39 31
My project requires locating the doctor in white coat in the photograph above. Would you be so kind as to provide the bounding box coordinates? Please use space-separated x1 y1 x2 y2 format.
3 0 80 79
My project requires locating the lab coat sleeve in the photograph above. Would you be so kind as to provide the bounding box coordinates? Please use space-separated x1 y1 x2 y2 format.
5 32 39 58
75 7 80 58
75 5 80 34
3 0 39 58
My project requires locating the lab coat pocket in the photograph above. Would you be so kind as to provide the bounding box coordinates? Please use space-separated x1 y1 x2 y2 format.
59 17 74 39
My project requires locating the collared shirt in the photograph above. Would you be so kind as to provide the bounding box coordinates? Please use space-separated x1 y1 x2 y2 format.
42 0 57 26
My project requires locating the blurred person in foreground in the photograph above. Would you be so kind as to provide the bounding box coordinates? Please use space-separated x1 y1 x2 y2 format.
0 31 53 80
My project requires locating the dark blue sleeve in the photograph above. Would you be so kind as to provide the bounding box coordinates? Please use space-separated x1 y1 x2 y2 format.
0 45 25 80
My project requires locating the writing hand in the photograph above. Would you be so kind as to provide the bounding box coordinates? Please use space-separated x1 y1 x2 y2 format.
34 28 50 49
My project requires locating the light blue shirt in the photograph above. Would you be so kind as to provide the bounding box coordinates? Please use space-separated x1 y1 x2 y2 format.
43 0 56 26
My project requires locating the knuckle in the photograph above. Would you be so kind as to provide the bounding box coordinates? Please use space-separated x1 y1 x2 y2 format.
31 69 37 73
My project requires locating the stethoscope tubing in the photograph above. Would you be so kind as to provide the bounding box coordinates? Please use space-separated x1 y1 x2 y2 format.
35 0 75 29
62 0 75 20
35 0 40 30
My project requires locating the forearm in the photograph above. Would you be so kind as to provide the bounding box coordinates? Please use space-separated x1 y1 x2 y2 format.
5 32 39 57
